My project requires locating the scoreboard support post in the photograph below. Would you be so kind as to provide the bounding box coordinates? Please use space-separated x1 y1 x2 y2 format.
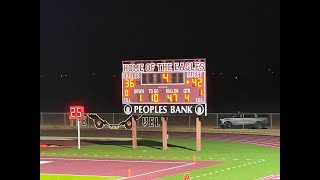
162 117 168 150
132 116 137 149
196 116 201 151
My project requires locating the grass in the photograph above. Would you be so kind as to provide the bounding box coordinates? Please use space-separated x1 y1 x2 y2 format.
40 137 280 180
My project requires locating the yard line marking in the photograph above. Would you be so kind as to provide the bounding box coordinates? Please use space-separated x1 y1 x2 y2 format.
40 173 110 177
122 163 194 179
41 157 189 164
40 161 52 164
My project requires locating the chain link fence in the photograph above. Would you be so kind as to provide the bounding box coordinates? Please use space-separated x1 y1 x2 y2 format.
40 112 280 130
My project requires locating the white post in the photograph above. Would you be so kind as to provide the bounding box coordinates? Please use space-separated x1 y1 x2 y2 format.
78 119 81 149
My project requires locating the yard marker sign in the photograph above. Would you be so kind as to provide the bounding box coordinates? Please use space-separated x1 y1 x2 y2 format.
69 106 85 149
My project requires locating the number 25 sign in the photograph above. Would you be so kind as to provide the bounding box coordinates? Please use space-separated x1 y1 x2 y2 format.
69 106 85 120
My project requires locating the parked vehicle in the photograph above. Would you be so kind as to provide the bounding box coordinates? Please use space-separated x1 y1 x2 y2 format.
219 113 269 129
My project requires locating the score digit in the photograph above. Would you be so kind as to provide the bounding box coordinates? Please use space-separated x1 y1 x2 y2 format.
125 79 135 87
191 78 203 87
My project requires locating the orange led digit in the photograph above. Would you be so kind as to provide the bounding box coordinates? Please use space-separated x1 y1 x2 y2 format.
125 79 129 87
192 78 197 87
154 94 159 102
167 94 173 102
125 79 135 87
130 79 135 87
150 94 159 102
197 78 202 87
125 90 129 96
173 93 178 102
163 73 169 83
184 94 190 102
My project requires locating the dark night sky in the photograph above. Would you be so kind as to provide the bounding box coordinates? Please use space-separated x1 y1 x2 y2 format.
40 0 280 113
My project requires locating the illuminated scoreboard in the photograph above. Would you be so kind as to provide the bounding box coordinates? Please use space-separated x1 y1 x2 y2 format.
122 59 207 116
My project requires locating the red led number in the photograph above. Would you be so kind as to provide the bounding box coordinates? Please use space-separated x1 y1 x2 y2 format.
70 107 76 118
69 106 84 119
76 107 82 118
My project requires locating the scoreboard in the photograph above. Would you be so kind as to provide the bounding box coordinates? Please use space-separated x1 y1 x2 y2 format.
122 58 207 116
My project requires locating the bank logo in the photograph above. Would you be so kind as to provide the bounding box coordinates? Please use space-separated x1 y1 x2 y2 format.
123 104 132 115
194 104 204 115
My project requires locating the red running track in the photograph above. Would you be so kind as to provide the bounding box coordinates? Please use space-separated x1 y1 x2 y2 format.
257 173 280 180
40 156 222 180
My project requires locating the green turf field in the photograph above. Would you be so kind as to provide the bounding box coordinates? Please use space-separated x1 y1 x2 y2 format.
40 137 279 180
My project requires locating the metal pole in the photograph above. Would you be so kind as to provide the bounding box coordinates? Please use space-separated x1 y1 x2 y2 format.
242 114 244 129
78 119 81 149
64 113 67 127
87 114 90 128
270 113 273 129
216 114 219 129
40 113 43 126
113 113 115 125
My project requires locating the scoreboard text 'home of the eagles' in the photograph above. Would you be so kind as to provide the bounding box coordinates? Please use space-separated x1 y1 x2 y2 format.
122 58 207 116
